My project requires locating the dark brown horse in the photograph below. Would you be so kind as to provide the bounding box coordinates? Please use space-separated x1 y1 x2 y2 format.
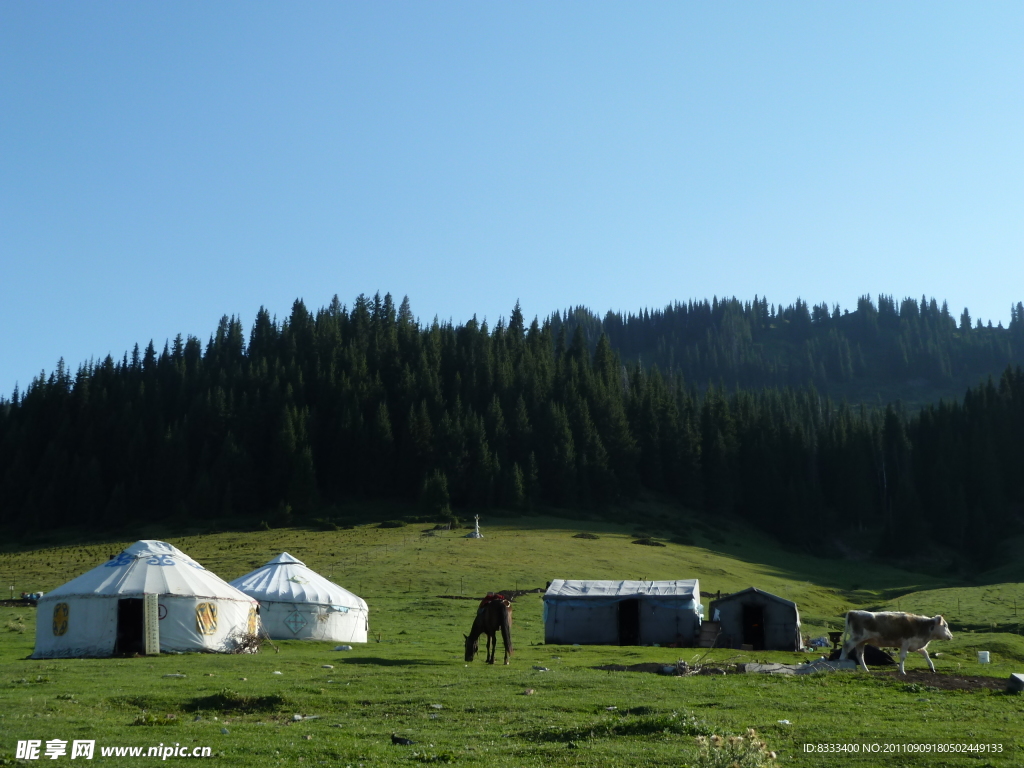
464 596 513 665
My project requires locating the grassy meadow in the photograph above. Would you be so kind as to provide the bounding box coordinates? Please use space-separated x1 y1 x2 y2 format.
2 516 1023 767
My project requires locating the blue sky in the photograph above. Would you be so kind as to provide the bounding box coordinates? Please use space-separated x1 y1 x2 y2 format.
2 3 1023 394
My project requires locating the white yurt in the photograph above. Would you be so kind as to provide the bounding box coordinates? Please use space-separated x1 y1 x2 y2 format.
230 553 368 642
32 540 259 659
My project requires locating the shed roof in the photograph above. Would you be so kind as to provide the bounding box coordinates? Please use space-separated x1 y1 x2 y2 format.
545 579 699 599
710 587 797 609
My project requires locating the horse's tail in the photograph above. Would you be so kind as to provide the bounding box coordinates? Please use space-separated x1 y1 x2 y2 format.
501 604 513 658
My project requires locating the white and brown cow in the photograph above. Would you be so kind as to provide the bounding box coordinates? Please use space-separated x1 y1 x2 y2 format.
840 610 953 674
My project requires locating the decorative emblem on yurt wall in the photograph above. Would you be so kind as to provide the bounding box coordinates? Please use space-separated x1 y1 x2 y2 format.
196 603 218 635
284 610 307 634
247 607 258 635
52 603 69 636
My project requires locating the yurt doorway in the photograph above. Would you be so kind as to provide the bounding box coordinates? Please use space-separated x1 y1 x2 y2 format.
618 599 640 645
115 598 145 655
742 605 765 650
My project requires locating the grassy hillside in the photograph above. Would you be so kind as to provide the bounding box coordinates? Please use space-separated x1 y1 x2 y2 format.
0 515 951 634
878 584 1024 634
2 518 1023 767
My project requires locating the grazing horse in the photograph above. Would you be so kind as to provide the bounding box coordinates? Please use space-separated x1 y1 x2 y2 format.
464 594 513 665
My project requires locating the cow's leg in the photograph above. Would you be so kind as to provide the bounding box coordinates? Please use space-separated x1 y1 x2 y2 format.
839 640 854 662
898 643 908 675
857 644 870 673
918 647 935 673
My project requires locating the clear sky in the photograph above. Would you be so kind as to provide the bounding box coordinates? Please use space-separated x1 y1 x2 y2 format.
2 3 1023 395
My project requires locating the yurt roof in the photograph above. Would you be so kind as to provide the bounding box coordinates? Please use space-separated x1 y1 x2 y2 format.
40 540 253 602
229 553 367 610
544 579 699 599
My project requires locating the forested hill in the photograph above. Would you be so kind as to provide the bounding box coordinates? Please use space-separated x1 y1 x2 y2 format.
551 295 1024 407
1 292 1022 567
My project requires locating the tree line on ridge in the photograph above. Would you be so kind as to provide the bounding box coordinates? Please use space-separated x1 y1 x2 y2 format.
1 292 1021 564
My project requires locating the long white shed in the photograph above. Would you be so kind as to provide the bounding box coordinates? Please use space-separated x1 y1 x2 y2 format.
543 579 702 646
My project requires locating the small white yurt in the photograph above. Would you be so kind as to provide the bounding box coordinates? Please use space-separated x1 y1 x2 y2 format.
230 553 368 642
32 541 259 659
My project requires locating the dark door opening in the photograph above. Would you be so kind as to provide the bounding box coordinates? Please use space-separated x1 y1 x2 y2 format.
742 605 765 650
115 598 145 656
618 599 640 646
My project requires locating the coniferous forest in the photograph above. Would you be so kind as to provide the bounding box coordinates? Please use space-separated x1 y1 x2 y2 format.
1 293 1023 567
551 295 1024 404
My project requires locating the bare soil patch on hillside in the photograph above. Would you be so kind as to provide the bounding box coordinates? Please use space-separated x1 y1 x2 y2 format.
877 669 1008 691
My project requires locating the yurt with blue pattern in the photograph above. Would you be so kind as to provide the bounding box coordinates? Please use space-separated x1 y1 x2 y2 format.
32 541 258 658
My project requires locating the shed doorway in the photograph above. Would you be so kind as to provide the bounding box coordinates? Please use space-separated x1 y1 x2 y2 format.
618 599 640 645
115 598 145 655
742 605 765 650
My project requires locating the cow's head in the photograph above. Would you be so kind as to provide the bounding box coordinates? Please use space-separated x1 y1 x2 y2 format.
931 615 953 641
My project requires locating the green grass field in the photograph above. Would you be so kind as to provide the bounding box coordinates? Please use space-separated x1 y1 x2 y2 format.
2 516 1023 767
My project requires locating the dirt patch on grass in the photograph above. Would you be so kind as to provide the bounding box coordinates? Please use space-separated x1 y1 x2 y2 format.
594 662 668 674
592 664 1006 689
592 662 728 676
876 669 1008 691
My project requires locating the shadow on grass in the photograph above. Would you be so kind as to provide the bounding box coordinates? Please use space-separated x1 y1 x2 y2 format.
519 711 711 743
183 689 291 713
340 657 448 667
698 541 950 596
